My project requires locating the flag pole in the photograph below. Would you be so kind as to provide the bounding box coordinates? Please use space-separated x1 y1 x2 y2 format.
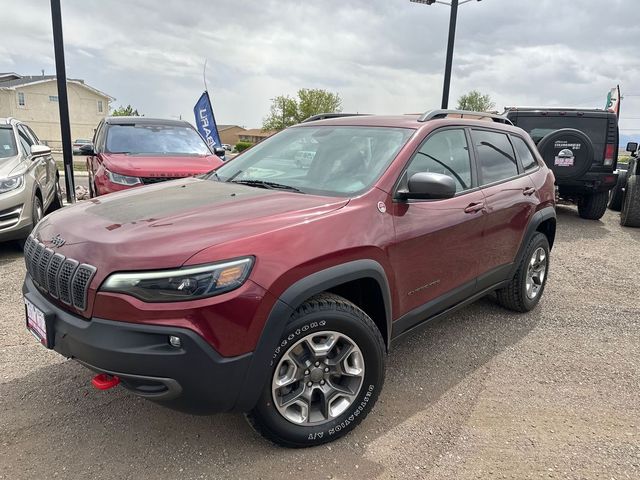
203 59 209 93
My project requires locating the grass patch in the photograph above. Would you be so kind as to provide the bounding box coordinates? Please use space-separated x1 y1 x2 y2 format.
56 160 87 172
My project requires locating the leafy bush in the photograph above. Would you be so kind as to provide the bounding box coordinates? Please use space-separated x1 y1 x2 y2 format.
235 141 253 152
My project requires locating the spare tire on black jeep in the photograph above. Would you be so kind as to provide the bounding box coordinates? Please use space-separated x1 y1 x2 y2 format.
536 128 595 180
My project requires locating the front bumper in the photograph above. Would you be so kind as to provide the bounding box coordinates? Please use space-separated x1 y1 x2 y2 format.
23 275 253 414
0 184 33 242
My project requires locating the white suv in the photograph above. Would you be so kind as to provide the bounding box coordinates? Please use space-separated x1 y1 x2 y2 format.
0 118 63 245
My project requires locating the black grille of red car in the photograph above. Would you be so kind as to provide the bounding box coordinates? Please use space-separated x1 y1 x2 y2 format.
24 236 96 311
140 176 182 185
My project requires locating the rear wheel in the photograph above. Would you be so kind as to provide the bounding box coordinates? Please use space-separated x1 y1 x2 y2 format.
608 170 627 212
620 175 640 227
496 233 550 312
246 294 385 448
577 191 608 220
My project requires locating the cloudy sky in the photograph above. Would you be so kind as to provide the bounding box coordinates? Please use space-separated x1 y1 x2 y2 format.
1 0 640 139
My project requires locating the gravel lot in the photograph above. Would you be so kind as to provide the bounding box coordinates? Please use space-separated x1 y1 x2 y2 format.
0 206 638 480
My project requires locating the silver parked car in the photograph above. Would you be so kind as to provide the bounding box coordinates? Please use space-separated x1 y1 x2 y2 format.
0 117 63 245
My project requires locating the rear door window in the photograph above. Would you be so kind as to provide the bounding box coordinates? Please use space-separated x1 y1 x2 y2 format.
511 136 538 171
471 129 519 185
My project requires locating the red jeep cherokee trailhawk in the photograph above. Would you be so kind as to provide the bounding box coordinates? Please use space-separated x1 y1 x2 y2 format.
23 110 556 447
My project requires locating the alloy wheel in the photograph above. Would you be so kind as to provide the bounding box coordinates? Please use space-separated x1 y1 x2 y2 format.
525 247 547 299
272 331 365 426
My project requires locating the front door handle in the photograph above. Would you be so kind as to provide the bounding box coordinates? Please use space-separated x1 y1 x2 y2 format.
464 202 485 213
523 187 536 196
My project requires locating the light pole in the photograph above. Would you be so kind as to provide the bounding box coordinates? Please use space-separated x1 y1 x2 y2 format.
410 0 482 109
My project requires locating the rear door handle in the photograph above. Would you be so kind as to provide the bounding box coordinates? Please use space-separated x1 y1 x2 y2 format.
464 202 485 213
523 187 536 196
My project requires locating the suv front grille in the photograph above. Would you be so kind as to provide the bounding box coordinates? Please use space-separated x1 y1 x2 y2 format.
140 176 181 185
24 236 96 311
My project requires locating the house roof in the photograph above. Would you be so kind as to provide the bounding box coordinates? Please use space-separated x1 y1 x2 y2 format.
217 124 245 132
0 74 115 101
240 128 276 137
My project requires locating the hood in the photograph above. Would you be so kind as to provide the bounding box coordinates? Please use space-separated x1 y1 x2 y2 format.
34 178 349 273
0 154 23 178
102 153 223 177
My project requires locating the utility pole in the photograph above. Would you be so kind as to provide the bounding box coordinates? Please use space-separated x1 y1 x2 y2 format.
50 0 75 203
282 97 286 129
410 0 481 110
441 0 459 109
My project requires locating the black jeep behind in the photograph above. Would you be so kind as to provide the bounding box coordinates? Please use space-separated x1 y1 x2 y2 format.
505 108 618 220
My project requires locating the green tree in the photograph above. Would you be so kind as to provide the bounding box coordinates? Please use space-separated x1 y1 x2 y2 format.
111 104 140 116
262 89 343 131
456 90 495 112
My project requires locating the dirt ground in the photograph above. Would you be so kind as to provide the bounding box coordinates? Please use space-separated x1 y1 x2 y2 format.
0 206 638 480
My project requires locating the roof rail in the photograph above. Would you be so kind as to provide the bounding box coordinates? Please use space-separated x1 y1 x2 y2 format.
418 109 513 125
301 113 369 123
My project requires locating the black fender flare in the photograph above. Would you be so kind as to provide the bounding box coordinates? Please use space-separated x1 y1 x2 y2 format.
510 206 556 277
234 259 392 411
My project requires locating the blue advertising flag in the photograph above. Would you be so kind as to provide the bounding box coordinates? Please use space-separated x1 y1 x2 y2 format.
194 91 221 149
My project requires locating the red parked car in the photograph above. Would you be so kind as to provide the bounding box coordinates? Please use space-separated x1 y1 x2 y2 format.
23 110 556 447
80 117 225 196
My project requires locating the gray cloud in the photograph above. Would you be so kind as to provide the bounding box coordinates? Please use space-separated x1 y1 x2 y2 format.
1 0 639 134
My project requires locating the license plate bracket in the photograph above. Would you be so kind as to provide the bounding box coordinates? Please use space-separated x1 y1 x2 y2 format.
24 296 55 349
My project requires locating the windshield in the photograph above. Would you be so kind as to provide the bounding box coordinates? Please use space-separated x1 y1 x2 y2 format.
0 127 18 159
212 126 414 196
105 124 211 155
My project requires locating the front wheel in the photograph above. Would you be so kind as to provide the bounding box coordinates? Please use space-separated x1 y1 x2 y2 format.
246 294 385 448
620 175 640 227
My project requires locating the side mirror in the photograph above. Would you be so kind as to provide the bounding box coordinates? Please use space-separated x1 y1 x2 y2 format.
78 143 95 155
30 144 51 157
399 172 457 200
214 147 226 160
626 141 638 153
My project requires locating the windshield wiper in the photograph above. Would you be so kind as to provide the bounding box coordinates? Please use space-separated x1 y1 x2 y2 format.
230 179 303 193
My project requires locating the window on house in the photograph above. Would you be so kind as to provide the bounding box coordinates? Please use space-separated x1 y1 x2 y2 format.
49 95 59 102
17 92 25 107
97 100 103 113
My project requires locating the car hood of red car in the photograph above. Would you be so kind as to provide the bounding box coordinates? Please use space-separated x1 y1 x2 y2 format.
34 177 349 274
102 152 223 177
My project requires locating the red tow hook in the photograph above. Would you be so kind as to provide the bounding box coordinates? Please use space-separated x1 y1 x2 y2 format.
91 373 120 390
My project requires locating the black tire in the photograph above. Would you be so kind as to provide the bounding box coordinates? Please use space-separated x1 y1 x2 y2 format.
496 232 550 313
577 191 609 220
246 293 385 448
48 173 64 212
608 170 627 212
536 128 595 180
620 175 640 228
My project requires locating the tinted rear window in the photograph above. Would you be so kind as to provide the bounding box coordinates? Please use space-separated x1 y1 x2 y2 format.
471 130 519 185
513 116 608 160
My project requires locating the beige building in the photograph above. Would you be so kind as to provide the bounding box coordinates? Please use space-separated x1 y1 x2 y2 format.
0 72 113 149
218 124 247 146
238 128 277 144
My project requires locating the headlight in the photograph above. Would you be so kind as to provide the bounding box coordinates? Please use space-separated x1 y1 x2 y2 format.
0 175 24 194
106 169 141 186
101 257 254 302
